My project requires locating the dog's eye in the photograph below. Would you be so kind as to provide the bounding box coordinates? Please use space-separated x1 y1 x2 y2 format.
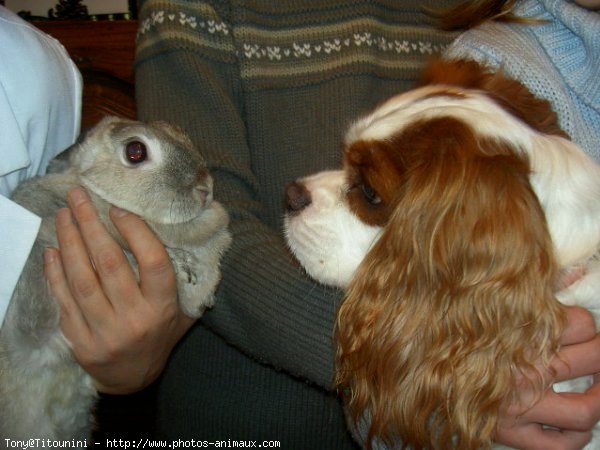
361 183 381 205
125 141 147 164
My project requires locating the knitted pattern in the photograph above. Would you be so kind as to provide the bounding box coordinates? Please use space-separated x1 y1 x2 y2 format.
445 0 600 160
137 3 451 89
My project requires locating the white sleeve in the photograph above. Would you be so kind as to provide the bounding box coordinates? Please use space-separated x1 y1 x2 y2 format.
0 197 41 326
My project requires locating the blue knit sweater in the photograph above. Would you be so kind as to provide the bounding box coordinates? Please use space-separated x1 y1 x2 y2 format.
445 0 600 161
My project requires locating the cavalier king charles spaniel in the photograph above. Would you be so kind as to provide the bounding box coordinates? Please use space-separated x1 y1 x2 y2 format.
284 58 600 450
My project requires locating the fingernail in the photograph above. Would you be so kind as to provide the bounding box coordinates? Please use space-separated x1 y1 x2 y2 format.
44 248 57 264
111 206 129 218
68 187 89 207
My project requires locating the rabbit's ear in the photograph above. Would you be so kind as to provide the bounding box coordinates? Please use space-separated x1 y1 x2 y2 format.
67 116 125 172
64 135 96 173
45 142 80 174
335 121 565 450
46 118 102 174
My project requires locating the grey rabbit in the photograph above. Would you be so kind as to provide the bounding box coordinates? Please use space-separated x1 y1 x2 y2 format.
0 116 231 443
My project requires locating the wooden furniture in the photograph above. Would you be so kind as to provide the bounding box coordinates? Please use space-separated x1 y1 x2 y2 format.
33 19 138 128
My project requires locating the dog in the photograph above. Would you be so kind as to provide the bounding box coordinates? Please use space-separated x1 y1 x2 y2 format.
284 58 600 450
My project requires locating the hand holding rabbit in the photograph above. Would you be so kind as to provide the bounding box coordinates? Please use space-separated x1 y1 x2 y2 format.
44 187 195 395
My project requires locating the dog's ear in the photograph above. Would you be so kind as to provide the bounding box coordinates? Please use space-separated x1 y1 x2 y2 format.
419 58 567 138
335 118 566 450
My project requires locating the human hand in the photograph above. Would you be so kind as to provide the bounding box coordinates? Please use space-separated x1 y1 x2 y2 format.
43 187 196 394
495 306 600 450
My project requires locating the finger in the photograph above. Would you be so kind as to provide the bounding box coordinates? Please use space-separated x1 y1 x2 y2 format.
520 383 600 432
54 206 110 318
109 206 176 303
496 421 591 450
552 332 600 382
43 246 91 340
67 187 139 308
560 306 596 346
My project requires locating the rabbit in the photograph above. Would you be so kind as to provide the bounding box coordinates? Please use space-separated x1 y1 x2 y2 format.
0 116 232 444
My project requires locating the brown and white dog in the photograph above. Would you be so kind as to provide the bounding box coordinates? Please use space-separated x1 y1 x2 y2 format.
284 58 600 450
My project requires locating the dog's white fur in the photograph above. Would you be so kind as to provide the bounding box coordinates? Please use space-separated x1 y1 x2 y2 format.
284 70 600 449
284 170 380 288
0 116 231 443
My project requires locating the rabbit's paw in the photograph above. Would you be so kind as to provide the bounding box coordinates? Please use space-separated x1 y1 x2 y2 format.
178 284 214 318
166 247 199 285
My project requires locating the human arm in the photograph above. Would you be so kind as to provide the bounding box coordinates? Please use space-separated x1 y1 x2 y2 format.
134 0 342 388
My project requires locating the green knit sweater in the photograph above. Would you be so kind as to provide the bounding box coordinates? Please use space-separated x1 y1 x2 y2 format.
134 1 456 447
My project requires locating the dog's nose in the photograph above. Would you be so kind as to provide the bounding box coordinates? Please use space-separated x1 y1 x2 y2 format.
285 181 312 212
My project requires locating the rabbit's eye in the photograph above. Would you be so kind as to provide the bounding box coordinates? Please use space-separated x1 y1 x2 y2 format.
125 141 147 163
